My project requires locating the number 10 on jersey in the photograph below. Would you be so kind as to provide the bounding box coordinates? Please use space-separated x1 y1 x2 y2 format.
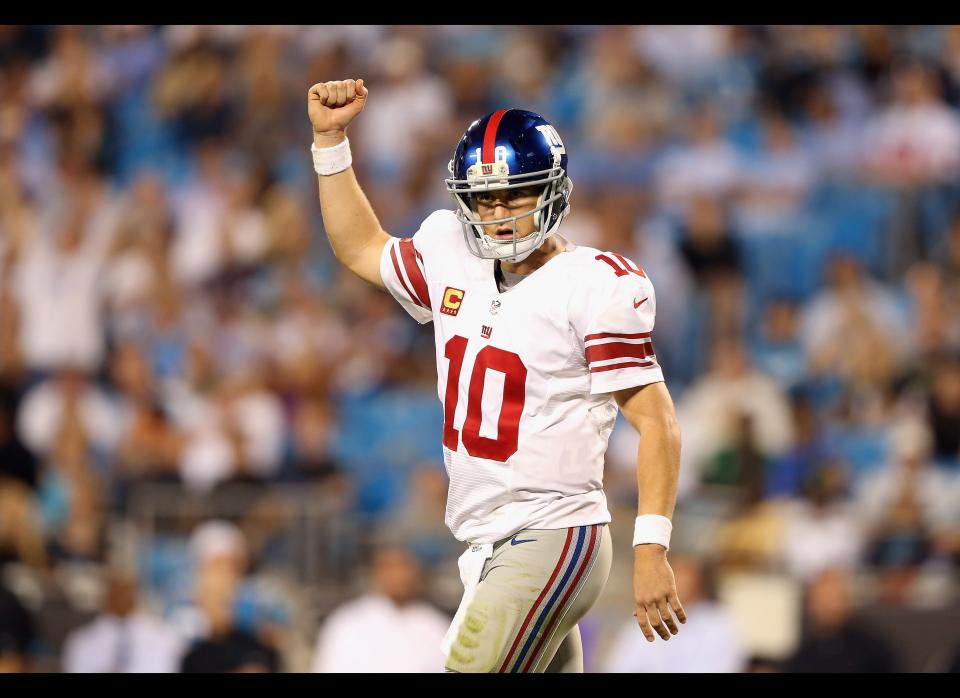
443 335 527 462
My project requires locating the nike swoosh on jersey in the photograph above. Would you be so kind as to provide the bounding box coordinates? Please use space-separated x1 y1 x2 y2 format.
510 536 537 546
633 297 648 309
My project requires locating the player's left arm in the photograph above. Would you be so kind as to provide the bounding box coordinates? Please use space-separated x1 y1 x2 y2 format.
614 361 686 642
572 253 686 640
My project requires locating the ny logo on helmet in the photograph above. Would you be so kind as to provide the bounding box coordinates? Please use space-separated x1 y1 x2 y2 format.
535 124 565 166
536 124 565 152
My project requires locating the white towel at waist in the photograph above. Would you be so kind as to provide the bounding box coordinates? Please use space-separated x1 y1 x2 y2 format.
440 542 494 658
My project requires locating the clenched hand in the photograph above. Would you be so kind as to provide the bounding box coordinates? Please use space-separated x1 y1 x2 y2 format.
307 78 368 147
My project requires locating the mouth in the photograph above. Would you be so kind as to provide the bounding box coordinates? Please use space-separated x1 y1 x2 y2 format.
493 228 514 239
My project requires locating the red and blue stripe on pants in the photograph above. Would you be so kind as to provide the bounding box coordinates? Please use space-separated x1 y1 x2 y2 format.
498 524 601 673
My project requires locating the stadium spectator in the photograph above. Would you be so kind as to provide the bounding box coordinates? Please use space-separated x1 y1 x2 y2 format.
675 195 746 349
855 418 960 602
942 207 960 284
109 342 183 487
350 35 453 183
800 254 911 388
39 404 106 563
925 356 960 463
764 394 829 498
11 189 114 374
16 368 119 460
653 101 742 213
0 477 46 570
861 60 960 270
170 144 269 289
735 106 816 230
175 370 285 495
713 413 792 571
861 60 960 187
678 337 794 489
856 419 958 548
284 397 341 482
0 387 38 490
114 399 182 486
311 544 450 673
802 78 868 179
0 580 35 673
781 462 865 582
103 172 174 340
784 568 899 672
379 465 462 568
489 31 559 123
677 194 742 289
62 568 184 672
632 25 733 91
751 300 806 394
152 34 238 152
904 262 960 364
0 282 23 384
177 521 283 672
580 28 679 156
602 555 746 672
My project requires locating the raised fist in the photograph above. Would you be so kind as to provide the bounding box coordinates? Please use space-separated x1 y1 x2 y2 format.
308 79 368 144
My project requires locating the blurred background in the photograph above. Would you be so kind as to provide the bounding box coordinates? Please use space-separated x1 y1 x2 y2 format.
0 24 959 673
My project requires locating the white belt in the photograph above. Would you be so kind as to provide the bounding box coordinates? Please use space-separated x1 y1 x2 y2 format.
440 542 494 658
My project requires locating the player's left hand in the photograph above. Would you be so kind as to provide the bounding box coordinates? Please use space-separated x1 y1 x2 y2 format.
632 544 686 641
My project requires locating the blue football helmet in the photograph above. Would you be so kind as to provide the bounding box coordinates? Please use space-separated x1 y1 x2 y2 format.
445 109 573 263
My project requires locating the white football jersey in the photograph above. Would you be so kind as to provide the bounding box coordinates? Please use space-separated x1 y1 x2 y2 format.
379 210 664 544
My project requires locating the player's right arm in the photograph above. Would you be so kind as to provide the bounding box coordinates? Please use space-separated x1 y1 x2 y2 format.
307 78 389 290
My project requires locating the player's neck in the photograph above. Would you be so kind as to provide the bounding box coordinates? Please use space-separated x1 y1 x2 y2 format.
499 236 566 276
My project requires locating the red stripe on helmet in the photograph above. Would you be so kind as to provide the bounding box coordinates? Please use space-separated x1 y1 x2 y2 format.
482 109 509 164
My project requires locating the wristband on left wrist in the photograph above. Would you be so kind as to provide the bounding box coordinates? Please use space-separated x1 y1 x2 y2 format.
633 514 672 550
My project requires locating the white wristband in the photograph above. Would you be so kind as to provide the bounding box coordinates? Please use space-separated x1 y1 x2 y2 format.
311 137 352 176
633 515 672 550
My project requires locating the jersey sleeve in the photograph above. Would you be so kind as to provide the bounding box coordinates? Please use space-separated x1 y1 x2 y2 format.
378 223 438 325
572 255 665 395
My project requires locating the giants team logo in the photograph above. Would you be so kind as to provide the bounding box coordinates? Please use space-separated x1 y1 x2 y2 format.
481 325 493 339
481 164 494 175
441 287 465 316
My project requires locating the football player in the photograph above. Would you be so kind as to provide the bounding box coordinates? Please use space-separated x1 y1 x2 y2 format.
307 78 685 673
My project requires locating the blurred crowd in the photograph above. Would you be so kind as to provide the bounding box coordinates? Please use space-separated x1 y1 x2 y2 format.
0 25 959 672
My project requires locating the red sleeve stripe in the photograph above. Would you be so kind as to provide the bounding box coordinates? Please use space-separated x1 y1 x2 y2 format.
390 242 424 308
584 331 651 342
398 238 431 309
590 359 656 374
586 340 655 364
